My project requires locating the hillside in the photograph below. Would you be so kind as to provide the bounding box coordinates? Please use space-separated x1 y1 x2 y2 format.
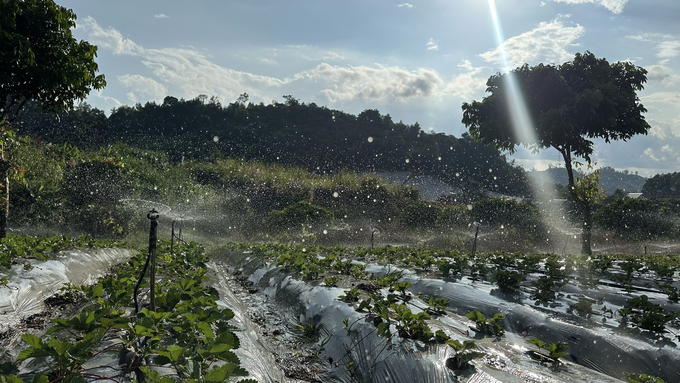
14 96 531 197
528 166 647 194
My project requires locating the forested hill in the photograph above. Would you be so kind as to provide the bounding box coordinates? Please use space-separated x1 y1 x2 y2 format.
14 95 531 196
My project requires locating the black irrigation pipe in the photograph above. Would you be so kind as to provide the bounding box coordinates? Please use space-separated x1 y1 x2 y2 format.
133 209 159 316
133 242 151 316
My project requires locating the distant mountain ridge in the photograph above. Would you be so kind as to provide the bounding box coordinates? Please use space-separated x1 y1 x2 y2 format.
528 166 646 194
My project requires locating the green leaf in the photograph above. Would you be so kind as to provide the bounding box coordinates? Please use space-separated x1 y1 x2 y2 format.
31 374 49 383
527 337 545 349
21 334 41 348
0 376 23 383
48 338 73 356
159 345 183 363
90 283 104 298
204 365 229 383
0 362 18 376
466 310 486 323
197 322 215 340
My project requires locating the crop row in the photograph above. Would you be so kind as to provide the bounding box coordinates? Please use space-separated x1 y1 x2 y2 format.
1 239 255 383
226 241 680 373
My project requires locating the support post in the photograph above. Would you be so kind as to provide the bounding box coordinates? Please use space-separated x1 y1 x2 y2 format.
147 209 159 312
171 220 175 255
472 225 479 258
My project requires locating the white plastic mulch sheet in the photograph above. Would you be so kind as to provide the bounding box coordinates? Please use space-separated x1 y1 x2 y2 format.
223 255 679 383
0 248 133 330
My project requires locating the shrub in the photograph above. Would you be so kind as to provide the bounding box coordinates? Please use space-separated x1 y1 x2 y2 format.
398 201 441 229
471 198 542 235
62 159 136 237
595 198 677 240
436 204 470 230
264 201 333 231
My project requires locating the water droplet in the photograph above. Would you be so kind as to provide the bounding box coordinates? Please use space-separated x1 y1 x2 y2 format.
438 156 442 161
333 192 339 198
213 136 219 142
367 136 374 143
323 230 328 234
405 159 410 163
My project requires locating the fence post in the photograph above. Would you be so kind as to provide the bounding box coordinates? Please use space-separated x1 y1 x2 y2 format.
147 209 159 312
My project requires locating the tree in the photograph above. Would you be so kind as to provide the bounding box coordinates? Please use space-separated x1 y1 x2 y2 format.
462 51 650 254
642 172 680 199
0 0 106 237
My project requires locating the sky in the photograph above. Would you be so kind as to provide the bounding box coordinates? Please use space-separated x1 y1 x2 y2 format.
60 0 680 177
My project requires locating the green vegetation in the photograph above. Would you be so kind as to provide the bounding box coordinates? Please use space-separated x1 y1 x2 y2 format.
1 240 255 383
466 310 505 337
526 337 570 366
463 51 650 254
15 98 532 198
445 339 483 370
625 372 666 383
0 234 125 271
1 0 106 238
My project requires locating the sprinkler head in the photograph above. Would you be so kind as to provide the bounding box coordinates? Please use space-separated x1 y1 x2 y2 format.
147 208 160 221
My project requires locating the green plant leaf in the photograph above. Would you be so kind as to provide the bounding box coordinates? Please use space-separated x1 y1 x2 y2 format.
21 334 42 348
466 310 486 323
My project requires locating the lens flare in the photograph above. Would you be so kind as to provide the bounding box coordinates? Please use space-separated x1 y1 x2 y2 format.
485 0 575 246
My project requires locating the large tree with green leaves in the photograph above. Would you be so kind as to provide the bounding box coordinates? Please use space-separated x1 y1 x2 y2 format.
0 0 106 237
462 51 650 254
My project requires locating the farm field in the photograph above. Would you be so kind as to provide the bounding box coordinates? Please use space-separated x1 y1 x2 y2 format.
211 242 680 382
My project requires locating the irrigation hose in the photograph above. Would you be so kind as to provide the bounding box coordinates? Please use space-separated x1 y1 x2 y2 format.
133 249 151 316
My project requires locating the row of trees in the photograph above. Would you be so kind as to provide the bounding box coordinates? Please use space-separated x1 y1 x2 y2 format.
14 97 532 198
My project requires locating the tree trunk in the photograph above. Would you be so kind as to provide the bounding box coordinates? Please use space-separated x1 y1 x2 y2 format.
580 201 592 255
557 146 592 255
0 153 9 239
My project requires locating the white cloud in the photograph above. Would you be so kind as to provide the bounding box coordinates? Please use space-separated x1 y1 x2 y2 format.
300 63 444 102
626 33 680 60
644 144 679 162
79 16 144 56
94 90 122 110
154 14 169 19
397 3 414 8
551 0 628 14
141 48 286 102
426 38 439 51
480 19 584 67
278 45 346 61
645 65 680 87
643 92 680 108
441 60 488 100
259 58 278 65
118 74 168 101
657 40 680 59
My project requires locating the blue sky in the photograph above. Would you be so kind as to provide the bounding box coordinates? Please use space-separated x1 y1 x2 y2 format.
61 0 680 177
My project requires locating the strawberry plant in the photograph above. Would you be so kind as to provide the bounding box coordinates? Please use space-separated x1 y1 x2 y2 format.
531 276 559 302
618 295 676 333
445 339 483 370
466 310 505 337
526 337 569 366
490 270 525 292
625 372 666 383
